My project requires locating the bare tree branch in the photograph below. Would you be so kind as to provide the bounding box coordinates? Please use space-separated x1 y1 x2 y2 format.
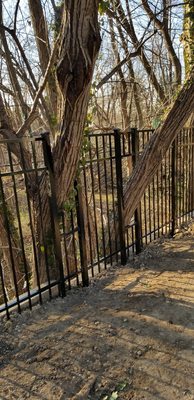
0 82 14 97
141 0 182 85
1 24 54 131
50 0 57 12
14 0 20 33
106 1 166 101
97 29 157 90
17 35 60 137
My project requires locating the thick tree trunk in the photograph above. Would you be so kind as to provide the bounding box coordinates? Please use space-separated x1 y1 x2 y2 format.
33 0 101 284
54 0 101 205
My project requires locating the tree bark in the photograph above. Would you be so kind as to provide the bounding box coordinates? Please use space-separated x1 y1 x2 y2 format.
124 77 194 223
0 210 24 298
109 18 130 131
34 0 101 284
28 0 50 74
28 0 59 127
54 0 101 205
117 24 143 128
182 0 194 78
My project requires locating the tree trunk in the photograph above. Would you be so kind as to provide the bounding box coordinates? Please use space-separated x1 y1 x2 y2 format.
109 18 130 130
28 0 59 126
124 78 194 224
0 212 24 298
54 0 101 205
61 189 97 278
33 0 101 284
182 0 194 78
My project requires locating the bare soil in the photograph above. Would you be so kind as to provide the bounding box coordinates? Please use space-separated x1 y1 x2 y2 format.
1 226 194 400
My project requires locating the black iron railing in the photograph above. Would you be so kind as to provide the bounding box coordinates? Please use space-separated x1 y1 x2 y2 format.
0 127 193 318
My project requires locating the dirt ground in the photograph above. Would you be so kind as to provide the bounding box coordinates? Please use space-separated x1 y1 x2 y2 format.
1 227 194 400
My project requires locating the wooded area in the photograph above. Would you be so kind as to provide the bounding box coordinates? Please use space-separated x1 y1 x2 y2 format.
0 0 194 303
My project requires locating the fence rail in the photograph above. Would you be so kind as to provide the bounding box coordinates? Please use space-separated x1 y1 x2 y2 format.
0 127 194 318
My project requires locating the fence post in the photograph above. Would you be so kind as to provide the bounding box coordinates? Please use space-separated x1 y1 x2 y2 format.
114 128 127 265
74 179 89 286
41 132 66 297
131 127 142 254
171 140 176 236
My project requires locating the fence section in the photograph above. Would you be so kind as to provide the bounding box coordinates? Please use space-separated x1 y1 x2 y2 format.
0 136 64 318
0 127 193 318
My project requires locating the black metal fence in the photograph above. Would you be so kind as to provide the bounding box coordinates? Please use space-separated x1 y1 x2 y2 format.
0 127 193 318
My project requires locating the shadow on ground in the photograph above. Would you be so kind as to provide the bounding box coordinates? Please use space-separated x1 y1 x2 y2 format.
1 235 194 399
